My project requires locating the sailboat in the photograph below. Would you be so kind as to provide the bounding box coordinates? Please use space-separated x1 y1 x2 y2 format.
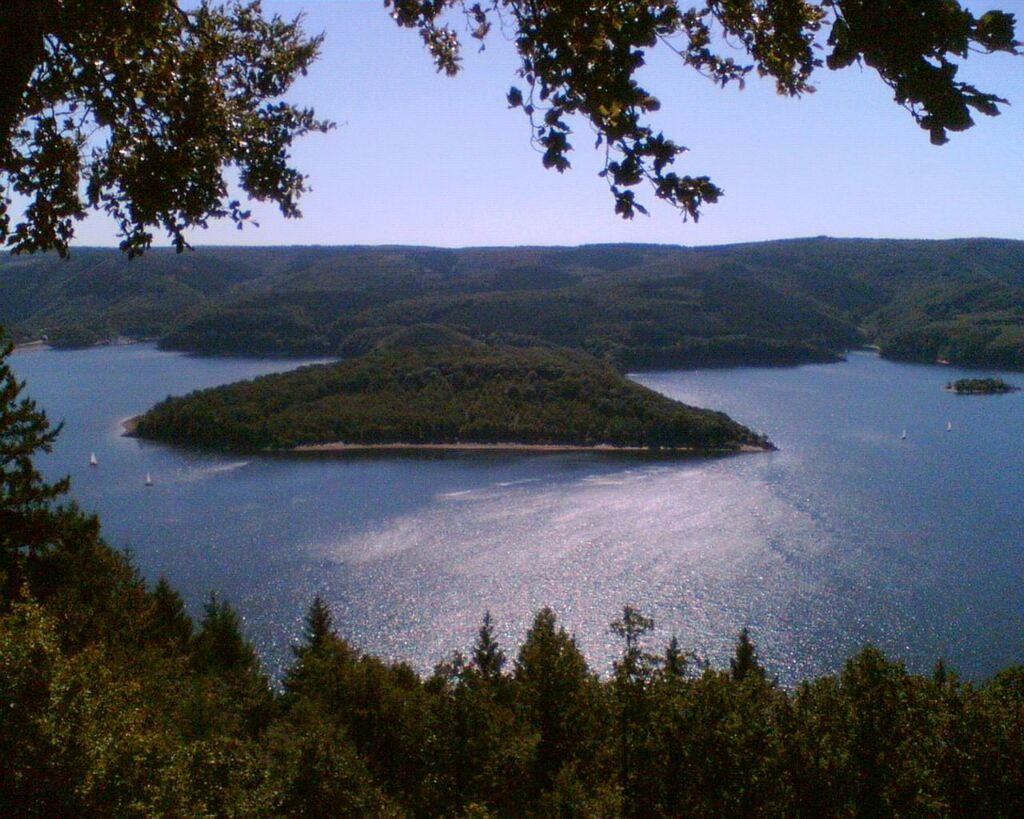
946 420 952 432
89 452 98 466
144 472 153 487
900 429 908 440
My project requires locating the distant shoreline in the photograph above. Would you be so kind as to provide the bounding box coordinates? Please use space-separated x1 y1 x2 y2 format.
11 340 51 354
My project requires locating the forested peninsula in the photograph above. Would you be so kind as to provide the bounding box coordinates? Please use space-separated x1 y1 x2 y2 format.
132 335 769 453
3 237 1023 371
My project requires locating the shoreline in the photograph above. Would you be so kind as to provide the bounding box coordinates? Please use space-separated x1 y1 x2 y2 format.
121 416 770 454
13 337 1024 375
943 387 1020 395
11 340 52 354
291 441 772 455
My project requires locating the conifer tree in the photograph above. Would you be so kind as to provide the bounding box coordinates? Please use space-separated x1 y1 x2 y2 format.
300 595 335 655
514 607 601 798
611 606 657 816
190 592 258 676
0 337 71 601
730 626 766 682
472 610 506 681
663 635 689 680
144 576 193 650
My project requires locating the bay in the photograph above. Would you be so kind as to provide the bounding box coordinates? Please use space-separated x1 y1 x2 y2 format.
10 344 1024 684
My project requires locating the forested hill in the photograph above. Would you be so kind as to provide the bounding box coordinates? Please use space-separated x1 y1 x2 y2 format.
2 238 1023 369
132 340 770 452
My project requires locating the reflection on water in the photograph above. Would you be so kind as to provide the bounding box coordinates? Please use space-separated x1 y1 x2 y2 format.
10 344 1024 684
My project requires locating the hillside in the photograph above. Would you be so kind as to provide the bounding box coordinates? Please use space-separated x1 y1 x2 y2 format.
3 238 1023 368
132 339 770 452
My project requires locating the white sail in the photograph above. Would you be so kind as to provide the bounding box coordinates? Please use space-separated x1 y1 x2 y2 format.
89 452 98 466
145 472 153 487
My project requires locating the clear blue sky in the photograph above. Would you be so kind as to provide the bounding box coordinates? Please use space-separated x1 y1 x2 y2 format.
74 0 1024 248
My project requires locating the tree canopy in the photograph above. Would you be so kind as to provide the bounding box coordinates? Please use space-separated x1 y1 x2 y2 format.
131 339 771 451
0 0 330 257
389 0 1019 218
0 1 1018 255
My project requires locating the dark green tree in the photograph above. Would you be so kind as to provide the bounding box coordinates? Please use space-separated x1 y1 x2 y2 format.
0 0 331 256
610 606 657 816
300 595 335 655
662 634 691 680
190 592 258 676
389 0 1019 219
472 609 506 680
143 576 194 651
267 716 397 818
182 592 274 745
513 607 604 799
731 625 767 682
0 337 71 600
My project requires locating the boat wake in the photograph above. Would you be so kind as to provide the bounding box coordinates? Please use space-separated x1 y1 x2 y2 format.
179 461 251 482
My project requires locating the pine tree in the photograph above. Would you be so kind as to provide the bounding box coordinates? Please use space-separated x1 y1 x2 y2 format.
190 593 258 676
283 596 353 701
472 610 506 681
663 635 688 680
514 607 600 798
611 606 657 816
730 627 766 682
300 595 335 655
0 337 71 602
144 576 193 650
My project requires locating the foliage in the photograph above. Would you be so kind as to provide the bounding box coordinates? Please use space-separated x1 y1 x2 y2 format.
0 335 72 598
7 553 1024 817
1 2 1018 254
132 339 770 452
4 238 1023 370
388 0 1019 218
0 0 330 256
946 377 1019 394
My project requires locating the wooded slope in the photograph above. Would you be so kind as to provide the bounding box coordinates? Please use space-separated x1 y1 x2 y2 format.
3 238 1023 368
133 337 769 452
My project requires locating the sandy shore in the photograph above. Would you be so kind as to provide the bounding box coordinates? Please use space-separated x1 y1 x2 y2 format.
123 413 771 454
292 441 771 455
11 340 51 354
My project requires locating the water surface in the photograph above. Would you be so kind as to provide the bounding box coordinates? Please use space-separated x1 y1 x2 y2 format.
11 344 1024 683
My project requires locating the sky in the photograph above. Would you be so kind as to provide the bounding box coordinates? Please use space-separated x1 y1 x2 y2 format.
71 0 1024 249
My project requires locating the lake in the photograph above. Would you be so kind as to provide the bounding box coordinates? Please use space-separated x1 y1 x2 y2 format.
9 343 1024 684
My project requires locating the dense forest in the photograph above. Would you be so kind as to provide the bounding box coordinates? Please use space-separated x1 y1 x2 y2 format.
3 238 1023 370
3 340 1024 816
133 334 768 452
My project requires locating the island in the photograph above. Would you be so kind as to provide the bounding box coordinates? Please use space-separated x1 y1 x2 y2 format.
131 333 773 454
945 377 1020 395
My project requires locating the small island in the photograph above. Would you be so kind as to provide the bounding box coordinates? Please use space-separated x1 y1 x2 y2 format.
131 333 773 454
945 377 1020 395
